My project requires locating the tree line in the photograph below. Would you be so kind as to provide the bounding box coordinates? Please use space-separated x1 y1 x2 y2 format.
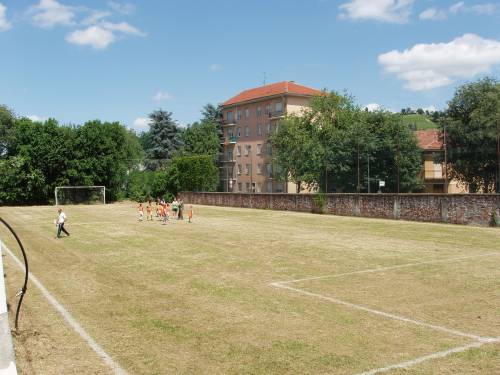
0 104 222 205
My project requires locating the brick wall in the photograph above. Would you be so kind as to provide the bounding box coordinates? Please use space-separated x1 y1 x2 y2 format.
180 192 500 227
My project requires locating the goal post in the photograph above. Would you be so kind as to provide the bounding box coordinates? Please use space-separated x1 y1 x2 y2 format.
54 186 106 205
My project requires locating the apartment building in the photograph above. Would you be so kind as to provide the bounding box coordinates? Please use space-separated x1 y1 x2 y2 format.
416 129 467 193
220 81 322 193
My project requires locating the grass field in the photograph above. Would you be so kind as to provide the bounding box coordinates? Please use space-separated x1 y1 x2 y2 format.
400 114 438 130
1 203 499 374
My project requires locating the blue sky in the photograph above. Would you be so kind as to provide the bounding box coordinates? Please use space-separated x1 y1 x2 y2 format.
1 0 499 132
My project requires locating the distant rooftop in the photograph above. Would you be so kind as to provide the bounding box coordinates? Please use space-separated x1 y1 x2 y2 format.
223 81 323 106
415 129 443 150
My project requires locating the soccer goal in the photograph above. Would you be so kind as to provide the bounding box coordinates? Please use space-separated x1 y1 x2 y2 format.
54 186 106 205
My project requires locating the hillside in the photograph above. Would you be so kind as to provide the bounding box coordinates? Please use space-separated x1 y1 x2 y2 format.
399 114 438 130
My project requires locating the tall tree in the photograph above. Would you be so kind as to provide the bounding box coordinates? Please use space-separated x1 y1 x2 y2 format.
144 110 183 170
272 92 423 193
0 104 15 158
443 77 500 192
201 103 222 123
181 121 220 162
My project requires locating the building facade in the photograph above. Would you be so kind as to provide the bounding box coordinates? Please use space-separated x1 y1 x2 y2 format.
220 81 322 193
415 129 468 193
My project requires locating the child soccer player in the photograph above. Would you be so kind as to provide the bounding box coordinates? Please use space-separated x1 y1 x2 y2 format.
137 203 144 221
161 206 169 225
157 204 164 221
188 205 193 223
146 203 153 221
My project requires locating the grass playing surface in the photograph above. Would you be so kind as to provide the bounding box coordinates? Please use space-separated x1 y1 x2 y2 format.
1 203 499 374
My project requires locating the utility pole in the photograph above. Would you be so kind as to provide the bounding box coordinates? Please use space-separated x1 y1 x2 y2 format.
497 119 500 193
396 131 400 194
367 153 370 193
444 122 448 193
357 140 361 193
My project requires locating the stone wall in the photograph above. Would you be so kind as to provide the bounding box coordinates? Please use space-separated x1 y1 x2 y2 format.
181 192 500 226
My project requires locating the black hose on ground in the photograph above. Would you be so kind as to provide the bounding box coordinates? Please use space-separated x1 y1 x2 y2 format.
0 217 29 331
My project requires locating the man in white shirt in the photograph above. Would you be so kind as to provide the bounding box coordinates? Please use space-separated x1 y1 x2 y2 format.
56 208 70 239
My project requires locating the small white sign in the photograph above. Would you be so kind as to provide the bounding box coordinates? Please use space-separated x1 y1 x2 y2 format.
379 180 385 187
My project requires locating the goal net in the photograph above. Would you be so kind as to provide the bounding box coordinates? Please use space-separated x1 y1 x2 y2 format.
54 186 106 205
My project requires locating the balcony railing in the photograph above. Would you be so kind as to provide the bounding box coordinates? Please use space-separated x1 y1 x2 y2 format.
269 110 284 118
222 118 237 126
221 136 237 144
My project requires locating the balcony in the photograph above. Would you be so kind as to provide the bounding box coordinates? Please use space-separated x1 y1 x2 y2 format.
221 118 237 126
268 110 284 119
221 136 237 145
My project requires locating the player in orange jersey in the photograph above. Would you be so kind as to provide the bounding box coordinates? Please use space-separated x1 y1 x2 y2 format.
146 203 153 221
188 205 193 223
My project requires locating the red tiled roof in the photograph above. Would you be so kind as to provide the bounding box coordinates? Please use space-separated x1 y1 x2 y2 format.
415 129 443 150
223 81 323 106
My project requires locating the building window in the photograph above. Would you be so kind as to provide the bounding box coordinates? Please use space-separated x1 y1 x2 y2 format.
256 144 262 155
238 182 242 192
275 102 283 114
244 144 251 156
237 164 242 175
237 110 242 120
245 108 250 118
246 182 251 192
257 107 262 117
266 163 272 177
245 164 250 175
245 126 250 137
267 181 273 193
227 128 233 137
257 164 262 174
267 123 271 134
227 111 233 122
237 127 241 137
276 182 284 193
266 143 272 155
257 183 262 193
257 124 262 136
236 145 241 156
227 150 233 161
265 104 271 115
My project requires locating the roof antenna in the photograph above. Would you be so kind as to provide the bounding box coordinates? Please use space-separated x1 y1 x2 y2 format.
263 72 267 86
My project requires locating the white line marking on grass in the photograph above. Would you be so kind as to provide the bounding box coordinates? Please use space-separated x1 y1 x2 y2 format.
279 252 500 285
3 245 130 375
356 338 499 375
271 282 494 342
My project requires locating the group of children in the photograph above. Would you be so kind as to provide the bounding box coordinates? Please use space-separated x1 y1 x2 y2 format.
137 197 193 225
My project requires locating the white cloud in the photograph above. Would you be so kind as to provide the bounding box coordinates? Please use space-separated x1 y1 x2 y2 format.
27 115 48 122
364 103 382 112
210 63 222 71
419 7 447 20
81 10 112 25
107 1 135 15
450 1 497 15
66 22 145 49
153 91 173 102
29 0 75 28
0 3 10 31
339 0 414 23
66 25 116 49
101 21 146 36
132 117 151 131
450 2 465 13
423 105 437 113
470 3 498 15
378 33 500 91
